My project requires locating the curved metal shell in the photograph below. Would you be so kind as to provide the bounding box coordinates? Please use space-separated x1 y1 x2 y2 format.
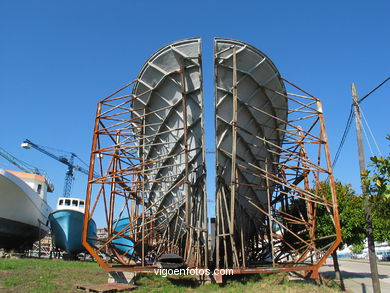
133 38 206 239
214 38 287 236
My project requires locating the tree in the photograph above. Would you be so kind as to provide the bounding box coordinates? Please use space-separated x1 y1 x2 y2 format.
363 136 390 242
363 155 390 200
351 242 364 254
371 197 390 242
316 180 366 248
315 180 366 291
284 177 388 290
312 178 389 248
317 136 390 291
359 136 390 293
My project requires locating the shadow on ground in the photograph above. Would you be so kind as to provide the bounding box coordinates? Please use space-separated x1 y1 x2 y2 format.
321 270 389 280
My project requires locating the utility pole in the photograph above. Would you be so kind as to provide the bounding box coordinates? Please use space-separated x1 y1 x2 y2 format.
352 83 381 293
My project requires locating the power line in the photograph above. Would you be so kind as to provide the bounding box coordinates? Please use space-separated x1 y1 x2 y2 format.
360 106 383 156
332 107 354 168
358 76 390 103
332 76 389 168
361 113 374 157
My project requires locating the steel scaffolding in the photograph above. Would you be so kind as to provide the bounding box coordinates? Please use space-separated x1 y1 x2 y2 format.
82 38 340 280
82 39 208 270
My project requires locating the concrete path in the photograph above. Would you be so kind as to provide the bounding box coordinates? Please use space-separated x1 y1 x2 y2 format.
320 259 390 293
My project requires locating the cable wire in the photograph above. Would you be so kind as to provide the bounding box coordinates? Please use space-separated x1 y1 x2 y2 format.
332 106 354 168
358 77 390 104
360 106 383 156
332 76 389 168
361 115 374 157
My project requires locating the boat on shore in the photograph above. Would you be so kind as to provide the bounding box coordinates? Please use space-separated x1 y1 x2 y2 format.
49 197 96 257
0 169 52 251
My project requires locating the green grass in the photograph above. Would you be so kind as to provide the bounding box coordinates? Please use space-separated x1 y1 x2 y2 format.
135 272 341 293
0 258 341 292
0 258 106 293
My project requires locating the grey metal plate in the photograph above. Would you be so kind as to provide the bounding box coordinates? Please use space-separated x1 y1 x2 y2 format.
214 38 287 233
132 38 206 238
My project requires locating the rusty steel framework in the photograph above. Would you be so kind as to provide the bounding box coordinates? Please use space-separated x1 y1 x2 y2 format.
82 38 341 278
82 39 208 270
213 39 340 277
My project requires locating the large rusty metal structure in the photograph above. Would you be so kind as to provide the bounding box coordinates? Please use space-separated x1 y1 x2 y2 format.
213 39 340 278
82 38 340 279
82 38 208 270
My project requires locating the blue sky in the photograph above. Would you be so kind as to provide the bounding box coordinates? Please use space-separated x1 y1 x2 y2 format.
1 1 389 227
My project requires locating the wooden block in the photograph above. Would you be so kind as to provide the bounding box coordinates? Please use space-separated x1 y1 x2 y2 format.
77 282 137 292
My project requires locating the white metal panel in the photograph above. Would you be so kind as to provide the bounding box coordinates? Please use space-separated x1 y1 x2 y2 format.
133 38 206 238
215 38 287 234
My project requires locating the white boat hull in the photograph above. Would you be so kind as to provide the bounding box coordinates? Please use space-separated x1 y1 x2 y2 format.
0 169 51 250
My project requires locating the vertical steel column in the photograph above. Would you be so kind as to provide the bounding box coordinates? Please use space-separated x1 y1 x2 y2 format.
215 188 221 269
315 100 341 267
141 115 146 267
82 101 108 269
265 158 275 266
298 128 316 262
198 48 209 267
179 57 195 265
108 132 120 236
179 57 190 227
230 46 238 235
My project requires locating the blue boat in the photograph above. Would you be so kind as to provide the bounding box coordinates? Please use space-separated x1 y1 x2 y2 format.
112 217 135 256
49 197 96 256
